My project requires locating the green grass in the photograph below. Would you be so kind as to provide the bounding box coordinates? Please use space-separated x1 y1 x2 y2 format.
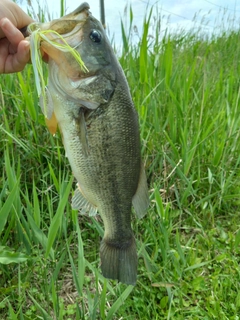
1 3 240 319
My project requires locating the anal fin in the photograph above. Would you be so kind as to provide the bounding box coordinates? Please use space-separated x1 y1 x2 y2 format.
72 183 98 216
132 162 149 219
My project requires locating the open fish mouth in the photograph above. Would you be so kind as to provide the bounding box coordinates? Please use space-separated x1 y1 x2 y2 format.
27 2 91 40
20 3 91 38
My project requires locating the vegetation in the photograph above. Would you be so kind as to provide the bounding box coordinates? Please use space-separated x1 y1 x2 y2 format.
1 2 240 319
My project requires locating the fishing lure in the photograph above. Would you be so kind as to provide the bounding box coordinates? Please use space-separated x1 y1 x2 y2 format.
27 23 88 118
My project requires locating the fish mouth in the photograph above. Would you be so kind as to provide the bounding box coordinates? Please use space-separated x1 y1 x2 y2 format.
27 2 93 76
28 2 91 37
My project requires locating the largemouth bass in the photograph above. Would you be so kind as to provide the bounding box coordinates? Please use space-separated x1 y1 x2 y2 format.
32 2 149 285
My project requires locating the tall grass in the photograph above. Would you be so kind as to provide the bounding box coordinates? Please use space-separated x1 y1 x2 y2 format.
1 2 240 319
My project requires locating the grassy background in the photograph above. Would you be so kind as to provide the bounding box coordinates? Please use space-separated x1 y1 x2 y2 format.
1 3 240 319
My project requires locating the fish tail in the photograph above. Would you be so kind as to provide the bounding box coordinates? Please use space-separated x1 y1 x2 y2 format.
100 236 138 285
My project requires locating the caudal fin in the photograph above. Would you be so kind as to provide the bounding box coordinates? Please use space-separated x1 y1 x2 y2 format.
100 236 138 285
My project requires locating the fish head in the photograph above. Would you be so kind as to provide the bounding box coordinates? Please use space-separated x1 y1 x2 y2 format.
34 2 119 109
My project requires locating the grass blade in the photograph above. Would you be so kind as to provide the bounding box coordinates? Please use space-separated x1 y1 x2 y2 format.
0 179 19 236
106 286 134 320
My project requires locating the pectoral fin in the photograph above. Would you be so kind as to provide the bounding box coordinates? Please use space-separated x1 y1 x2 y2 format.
45 111 58 135
72 183 98 216
132 163 149 219
39 87 58 135
78 109 89 156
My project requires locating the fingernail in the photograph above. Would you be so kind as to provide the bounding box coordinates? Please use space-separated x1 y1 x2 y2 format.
0 17 9 28
24 41 30 48
1 18 17 36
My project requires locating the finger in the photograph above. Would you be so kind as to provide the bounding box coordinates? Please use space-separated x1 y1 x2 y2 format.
4 40 30 73
16 40 30 65
0 18 24 48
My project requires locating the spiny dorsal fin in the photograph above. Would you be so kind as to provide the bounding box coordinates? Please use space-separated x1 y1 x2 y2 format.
132 163 149 219
72 184 98 216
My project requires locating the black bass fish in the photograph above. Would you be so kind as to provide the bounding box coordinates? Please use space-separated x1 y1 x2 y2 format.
32 2 149 285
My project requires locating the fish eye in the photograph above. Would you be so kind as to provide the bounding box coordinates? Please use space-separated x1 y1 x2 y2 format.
89 30 102 43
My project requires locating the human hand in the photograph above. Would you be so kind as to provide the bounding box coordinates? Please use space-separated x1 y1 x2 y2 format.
0 18 31 73
0 0 34 73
